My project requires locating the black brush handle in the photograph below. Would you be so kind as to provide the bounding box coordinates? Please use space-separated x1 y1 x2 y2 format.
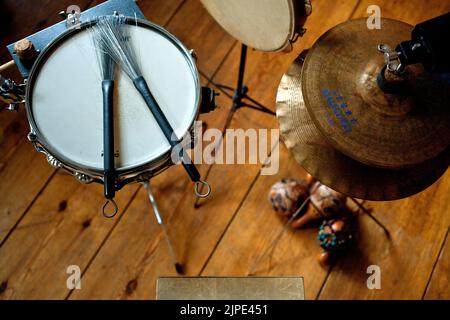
133 76 201 182
102 80 116 199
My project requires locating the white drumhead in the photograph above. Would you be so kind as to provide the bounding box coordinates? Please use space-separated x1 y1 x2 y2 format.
201 0 298 52
28 22 199 172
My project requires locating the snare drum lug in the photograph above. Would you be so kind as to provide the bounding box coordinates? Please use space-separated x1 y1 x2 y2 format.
46 155 62 168
298 27 307 37
35 146 45 153
75 172 94 184
189 49 198 61
27 132 37 142
1 75 25 107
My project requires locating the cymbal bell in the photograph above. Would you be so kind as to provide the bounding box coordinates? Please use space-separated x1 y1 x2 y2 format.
276 53 450 201
301 18 450 169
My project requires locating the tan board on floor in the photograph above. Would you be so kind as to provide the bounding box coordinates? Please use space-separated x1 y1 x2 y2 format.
157 277 304 300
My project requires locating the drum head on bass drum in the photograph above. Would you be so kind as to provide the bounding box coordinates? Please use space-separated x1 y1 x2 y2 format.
26 18 200 174
201 0 304 52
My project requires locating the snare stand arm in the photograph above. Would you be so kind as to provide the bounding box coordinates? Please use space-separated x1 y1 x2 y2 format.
0 71 25 112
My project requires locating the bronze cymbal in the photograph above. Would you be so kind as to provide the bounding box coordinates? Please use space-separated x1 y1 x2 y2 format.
301 18 450 169
276 53 449 201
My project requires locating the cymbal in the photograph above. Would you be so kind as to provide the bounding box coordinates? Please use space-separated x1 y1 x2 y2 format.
301 18 450 169
276 53 450 201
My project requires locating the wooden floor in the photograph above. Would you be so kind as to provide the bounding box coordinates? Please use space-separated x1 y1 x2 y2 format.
0 0 449 299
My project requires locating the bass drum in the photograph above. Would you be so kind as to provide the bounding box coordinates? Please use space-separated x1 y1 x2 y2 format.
201 0 312 52
25 18 201 186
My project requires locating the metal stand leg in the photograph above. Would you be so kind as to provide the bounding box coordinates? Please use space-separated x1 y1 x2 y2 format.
248 195 312 276
232 45 275 114
201 44 275 133
349 197 391 239
142 181 183 274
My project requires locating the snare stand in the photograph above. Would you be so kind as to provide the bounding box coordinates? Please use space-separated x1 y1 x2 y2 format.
142 181 183 274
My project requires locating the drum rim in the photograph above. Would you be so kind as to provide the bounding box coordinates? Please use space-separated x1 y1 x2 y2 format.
25 16 201 178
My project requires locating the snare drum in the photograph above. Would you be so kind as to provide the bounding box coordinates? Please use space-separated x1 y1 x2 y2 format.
201 0 312 52
26 18 201 187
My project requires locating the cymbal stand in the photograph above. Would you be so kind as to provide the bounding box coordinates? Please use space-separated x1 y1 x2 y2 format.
349 197 390 239
142 181 183 274
201 44 275 132
248 191 314 276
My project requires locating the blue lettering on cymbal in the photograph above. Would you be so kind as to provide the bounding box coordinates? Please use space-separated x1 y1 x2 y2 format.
321 88 357 133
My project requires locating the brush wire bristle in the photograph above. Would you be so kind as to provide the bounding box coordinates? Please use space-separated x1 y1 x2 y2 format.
99 43 116 81
90 20 116 81
91 15 142 80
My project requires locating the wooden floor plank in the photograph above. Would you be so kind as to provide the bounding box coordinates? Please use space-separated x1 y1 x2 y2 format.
134 0 184 26
164 0 236 78
423 228 450 300
317 0 450 299
0 109 53 244
0 141 55 244
0 108 30 165
0 172 138 299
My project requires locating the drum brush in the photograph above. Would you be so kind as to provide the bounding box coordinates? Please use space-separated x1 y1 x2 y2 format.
91 20 117 211
93 15 210 197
